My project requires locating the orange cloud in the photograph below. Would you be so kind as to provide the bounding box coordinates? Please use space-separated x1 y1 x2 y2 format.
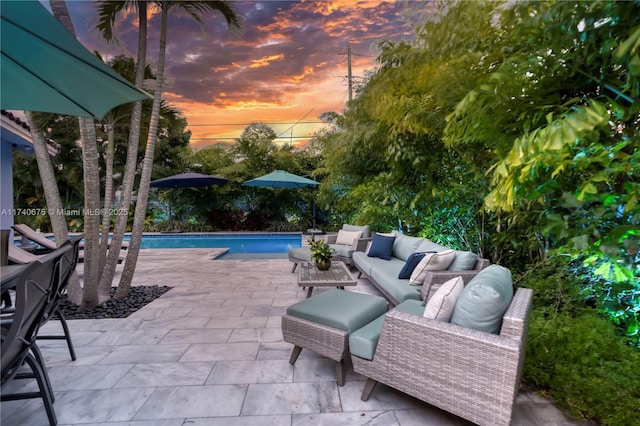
283 65 314 82
249 53 285 68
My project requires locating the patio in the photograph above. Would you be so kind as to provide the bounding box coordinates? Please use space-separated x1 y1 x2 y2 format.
2 249 587 425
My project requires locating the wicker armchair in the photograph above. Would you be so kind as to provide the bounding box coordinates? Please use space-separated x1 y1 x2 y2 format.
325 233 371 266
351 287 533 426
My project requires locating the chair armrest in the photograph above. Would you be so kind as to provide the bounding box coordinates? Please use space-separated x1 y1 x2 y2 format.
352 237 372 252
421 270 482 301
325 234 337 244
500 288 533 340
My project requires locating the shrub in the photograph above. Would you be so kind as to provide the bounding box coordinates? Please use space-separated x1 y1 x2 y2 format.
520 258 640 425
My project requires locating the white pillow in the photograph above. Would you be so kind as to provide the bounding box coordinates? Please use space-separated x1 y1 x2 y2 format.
424 276 464 321
409 249 456 285
335 229 363 245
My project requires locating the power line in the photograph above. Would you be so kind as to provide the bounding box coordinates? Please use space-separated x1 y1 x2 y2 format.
190 135 314 141
188 121 325 126
276 107 316 139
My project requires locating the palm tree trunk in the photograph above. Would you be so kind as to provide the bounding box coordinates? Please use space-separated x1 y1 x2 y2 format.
99 125 115 274
99 1 148 294
115 5 168 299
78 118 104 307
24 114 68 242
25 114 83 304
50 0 105 307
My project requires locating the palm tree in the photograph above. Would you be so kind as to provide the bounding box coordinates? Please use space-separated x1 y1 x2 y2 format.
94 1 244 299
49 0 103 306
95 1 150 303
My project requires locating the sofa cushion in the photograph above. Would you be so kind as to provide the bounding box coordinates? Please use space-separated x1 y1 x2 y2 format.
416 238 450 253
286 289 387 333
450 264 513 334
398 252 433 279
329 243 354 259
423 276 464 322
343 224 370 239
367 233 396 260
447 250 478 271
370 261 422 303
350 299 424 360
391 232 424 261
335 229 362 246
409 250 456 285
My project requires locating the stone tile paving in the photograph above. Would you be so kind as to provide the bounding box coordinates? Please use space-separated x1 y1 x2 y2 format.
1 248 590 425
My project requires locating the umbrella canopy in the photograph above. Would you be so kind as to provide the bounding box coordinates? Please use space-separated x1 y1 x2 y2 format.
150 172 229 189
243 170 320 188
0 1 151 120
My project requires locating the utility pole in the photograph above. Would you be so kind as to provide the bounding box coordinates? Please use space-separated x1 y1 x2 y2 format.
347 43 353 102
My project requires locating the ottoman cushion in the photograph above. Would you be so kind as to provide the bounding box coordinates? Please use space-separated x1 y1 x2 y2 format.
286 289 387 333
349 299 424 360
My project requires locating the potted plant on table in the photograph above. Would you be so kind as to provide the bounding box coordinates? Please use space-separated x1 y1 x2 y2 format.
309 237 334 271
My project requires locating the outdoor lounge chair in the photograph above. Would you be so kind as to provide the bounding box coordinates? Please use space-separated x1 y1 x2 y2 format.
288 224 372 272
12 224 57 251
8 245 41 264
350 287 534 426
12 224 126 263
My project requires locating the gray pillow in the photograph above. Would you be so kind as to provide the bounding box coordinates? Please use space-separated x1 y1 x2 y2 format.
343 224 370 239
416 238 449 253
391 232 424 261
450 265 513 334
447 250 478 271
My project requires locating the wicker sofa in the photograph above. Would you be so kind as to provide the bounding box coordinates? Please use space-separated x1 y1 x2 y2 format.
353 231 489 305
351 286 534 426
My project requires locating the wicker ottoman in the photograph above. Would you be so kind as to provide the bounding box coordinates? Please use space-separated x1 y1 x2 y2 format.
281 289 387 385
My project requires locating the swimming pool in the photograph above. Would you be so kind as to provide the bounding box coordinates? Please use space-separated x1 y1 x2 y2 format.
130 233 302 254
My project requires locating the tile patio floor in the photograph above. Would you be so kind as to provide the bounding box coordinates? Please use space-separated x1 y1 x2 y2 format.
2 249 588 425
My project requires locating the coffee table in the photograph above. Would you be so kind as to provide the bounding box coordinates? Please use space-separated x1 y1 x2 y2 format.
297 261 357 298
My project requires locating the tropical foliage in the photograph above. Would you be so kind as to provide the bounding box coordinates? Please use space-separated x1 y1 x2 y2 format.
316 0 639 345
310 0 639 422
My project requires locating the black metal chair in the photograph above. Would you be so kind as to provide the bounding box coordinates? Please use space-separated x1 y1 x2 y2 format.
36 234 83 361
1 245 71 426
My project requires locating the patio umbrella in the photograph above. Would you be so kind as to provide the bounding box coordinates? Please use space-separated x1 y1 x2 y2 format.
243 170 320 229
0 1 151 120
150 173 229 229
243 170 320 189
150 172 229 189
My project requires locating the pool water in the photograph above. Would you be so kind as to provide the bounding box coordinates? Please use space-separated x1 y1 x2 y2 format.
130 233 301 254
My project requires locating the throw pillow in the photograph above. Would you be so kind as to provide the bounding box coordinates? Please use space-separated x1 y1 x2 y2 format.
450 264 514 334
416 238 449 253
335 229 362 245
342 224 371 239
367 233 396 260
398 251 436 279
391 232 425 261
423 276 464 321
447 250 478 271
409 249 456 285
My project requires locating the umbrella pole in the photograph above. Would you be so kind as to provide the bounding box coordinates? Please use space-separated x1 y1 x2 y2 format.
169 203 173 230
312 196 316 230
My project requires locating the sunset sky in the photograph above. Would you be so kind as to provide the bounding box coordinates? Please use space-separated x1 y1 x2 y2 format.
55 1 427 149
